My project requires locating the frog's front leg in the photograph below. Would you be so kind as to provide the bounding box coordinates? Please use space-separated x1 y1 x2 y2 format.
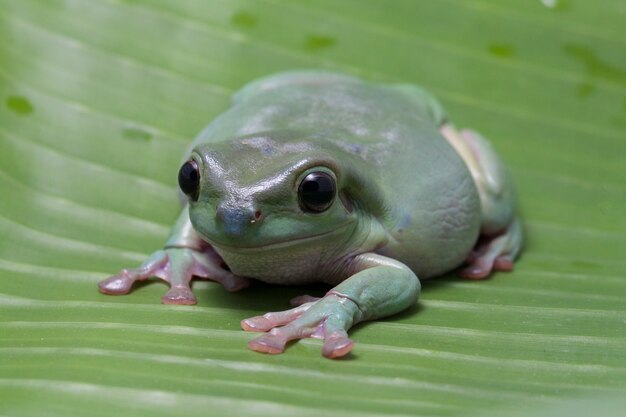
98 206 250 304
241 254 420 358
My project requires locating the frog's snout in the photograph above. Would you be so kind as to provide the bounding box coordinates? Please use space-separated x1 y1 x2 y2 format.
215 202 263 237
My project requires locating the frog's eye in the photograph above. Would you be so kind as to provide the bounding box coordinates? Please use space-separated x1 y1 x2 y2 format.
178 160 200 201
298 171 336 213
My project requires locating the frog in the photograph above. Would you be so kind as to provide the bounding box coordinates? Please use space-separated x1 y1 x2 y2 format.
99 70 522 359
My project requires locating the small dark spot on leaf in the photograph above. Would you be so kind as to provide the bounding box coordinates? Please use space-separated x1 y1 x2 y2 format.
304 35 336 51
6 95 34 115
122 126 152 141
231 11 257 29
563 43 626 99
488 44 515 58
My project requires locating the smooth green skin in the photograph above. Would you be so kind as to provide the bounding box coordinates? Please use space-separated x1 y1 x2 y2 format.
100 70 518 357
188 71 481 281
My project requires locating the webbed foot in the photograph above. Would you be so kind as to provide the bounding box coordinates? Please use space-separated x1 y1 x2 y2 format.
242 253 420 358
98 246 249 305
241 293 358 358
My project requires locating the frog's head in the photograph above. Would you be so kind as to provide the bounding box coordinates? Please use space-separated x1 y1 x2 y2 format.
179 132 377 253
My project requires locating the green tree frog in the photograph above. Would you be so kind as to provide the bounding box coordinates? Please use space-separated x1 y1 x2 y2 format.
99 71 522 358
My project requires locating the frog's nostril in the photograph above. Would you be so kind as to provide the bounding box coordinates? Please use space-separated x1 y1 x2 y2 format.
215 203 261 236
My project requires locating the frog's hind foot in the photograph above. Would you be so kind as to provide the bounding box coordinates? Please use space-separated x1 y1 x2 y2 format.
460 217 522 280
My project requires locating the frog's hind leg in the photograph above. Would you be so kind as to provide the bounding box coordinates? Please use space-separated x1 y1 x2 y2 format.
440 125 523 279
461 218 522 279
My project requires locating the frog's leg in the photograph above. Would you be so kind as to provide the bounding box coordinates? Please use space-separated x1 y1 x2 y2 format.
440 124 523 279
463 218 522 278
233 70 360 105
241 254 420 358
98 206 249 304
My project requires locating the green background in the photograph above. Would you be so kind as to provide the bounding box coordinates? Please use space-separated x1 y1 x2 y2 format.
1 0 625 416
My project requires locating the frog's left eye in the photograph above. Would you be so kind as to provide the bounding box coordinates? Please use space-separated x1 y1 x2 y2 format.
298 171 336 213
178 160 200 201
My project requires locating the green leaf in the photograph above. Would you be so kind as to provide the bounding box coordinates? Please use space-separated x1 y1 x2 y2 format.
1 0 625 416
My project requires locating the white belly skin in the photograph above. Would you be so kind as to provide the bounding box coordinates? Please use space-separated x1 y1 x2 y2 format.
212 228 364 286
215 246 323 285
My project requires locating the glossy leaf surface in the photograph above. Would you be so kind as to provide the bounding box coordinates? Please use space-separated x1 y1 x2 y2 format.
1 1 625 416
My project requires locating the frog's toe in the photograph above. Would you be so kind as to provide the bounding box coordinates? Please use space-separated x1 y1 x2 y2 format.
241 302 315 332
322 331 355 359
460 238 508 279
494 255 514 271
99 251 168 295
460 261 494 279
289 294 321 306
161 286 197 305
247 324 313 355
247 332 288 354
247 322 355 358
460 217 522 280
241 316 274 332
98 272 135 295
244 295 357 358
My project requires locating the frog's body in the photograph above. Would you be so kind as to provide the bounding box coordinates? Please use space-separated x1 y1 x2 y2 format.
100 71 522 358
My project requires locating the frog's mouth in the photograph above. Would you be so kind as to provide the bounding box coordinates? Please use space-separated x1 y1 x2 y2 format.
200 224 352 253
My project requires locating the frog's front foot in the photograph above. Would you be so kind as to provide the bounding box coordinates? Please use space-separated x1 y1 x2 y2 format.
461 217 523 279
98 246 250 305
241 293 359 359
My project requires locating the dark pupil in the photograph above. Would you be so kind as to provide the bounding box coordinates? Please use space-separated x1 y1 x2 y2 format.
299 172 335 212
178 160 199 200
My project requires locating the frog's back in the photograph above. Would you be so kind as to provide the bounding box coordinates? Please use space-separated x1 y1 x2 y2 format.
192 71 444 150
192 71 481 278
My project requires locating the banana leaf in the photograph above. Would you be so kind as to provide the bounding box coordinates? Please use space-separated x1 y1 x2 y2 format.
1 0 625 416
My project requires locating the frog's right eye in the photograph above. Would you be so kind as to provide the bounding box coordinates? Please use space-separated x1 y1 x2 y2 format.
298 171 336 213
178 160 200 201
